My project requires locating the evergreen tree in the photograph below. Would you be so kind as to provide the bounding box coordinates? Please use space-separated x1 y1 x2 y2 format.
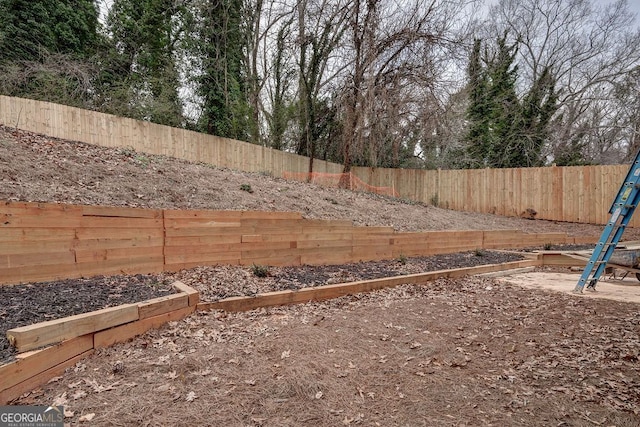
465 38 491 168
465 33 557 168
0 0 99 107
518 66 558 166
100 0 185 126
194 0 250 141
0 0 98 62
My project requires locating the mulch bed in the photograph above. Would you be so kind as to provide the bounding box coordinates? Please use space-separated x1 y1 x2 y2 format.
0 275 175 365
0 250 527 366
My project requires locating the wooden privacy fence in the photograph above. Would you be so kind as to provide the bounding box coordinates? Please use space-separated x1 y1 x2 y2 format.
0 95 631 226
353 165 631 227
0 95 343 177
0 201 593 286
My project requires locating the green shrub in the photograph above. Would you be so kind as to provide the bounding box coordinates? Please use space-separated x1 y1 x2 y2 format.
240 184 254 193
251 264 270 277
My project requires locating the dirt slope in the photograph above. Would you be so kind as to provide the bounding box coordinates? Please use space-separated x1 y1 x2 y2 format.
0 124 617 237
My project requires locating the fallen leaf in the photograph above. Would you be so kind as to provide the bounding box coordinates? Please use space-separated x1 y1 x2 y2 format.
156 384 171 392
185 391 197 402
84 379 120 393
79 413 95 422
52 392 68 407
281 350 291 359
72 390 87 400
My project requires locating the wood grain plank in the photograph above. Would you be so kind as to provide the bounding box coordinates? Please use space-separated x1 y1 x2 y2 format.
0 335 93 392
199 259 539 312
7 304 139 352
171 281 200 306
81 205 162 219
93 306 195 349
0 350 93 405
138 294 188 319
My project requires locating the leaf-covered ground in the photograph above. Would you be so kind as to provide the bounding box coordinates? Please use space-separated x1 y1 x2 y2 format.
0 251 524 365
0 124 630 237
2 124 639 425
16 277 640 426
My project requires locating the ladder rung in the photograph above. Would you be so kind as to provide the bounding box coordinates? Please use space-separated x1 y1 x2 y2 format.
578 150 640 291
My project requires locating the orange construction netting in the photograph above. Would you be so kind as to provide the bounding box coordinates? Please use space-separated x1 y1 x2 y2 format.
282 172 399 198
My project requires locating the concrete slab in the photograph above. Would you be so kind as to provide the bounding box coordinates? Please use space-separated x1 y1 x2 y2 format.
496 270 640 304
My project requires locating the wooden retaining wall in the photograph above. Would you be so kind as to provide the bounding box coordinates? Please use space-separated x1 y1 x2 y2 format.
0 203 165 284
0 200 594 286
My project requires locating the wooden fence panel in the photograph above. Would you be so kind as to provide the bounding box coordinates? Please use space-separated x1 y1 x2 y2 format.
0 96 342 178
352 164 634 227
3 96 638 226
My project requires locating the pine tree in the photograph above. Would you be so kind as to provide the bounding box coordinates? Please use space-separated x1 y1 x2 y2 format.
465 38 491 168
465 33 557 168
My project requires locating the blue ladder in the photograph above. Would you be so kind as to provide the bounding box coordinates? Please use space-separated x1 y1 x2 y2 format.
574 150 640 292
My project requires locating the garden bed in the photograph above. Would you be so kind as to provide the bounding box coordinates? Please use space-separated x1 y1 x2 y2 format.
0 281 198 404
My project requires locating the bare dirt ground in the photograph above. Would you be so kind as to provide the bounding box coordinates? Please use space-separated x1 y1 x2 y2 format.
0 124 631 237
16 279 640 426
2 124 640 425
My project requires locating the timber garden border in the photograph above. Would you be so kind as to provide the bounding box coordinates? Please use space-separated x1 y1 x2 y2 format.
1 250 598 404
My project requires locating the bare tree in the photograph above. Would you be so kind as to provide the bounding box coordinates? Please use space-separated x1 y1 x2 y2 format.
486 0 640 164
339 0 473 171
295 0 351 173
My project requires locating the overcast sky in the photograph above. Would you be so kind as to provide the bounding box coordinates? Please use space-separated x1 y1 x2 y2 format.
630 0 640 23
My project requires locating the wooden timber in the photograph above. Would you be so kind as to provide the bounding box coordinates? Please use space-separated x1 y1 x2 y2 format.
197 259 541 312
0 199 595 286
0 282 199 404
6 304 139 352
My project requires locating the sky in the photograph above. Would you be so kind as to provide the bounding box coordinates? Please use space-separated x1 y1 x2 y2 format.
629 0 640 23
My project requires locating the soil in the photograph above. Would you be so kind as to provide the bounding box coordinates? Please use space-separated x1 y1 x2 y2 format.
1 124 634 237
2 124 640 425
0 276 175 365
16 278 640 426
0 251 525 367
